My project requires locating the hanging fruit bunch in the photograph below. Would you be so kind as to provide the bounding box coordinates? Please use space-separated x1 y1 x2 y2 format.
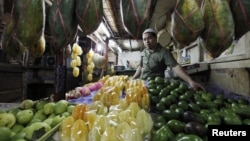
71 42 83 77
86 50 95 81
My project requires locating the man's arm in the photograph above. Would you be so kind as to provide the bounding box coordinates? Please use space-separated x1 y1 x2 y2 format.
172 64 205 91
132 65 142 79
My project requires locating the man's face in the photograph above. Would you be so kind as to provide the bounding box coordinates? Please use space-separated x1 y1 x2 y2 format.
142 32 157 50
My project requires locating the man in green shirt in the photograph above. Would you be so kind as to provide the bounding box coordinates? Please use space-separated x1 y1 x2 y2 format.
133 28 205 91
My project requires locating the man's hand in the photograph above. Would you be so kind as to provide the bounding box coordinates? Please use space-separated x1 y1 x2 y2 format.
189 81 206 92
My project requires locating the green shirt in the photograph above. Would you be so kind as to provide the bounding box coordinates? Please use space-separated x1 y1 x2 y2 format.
140 43 178 80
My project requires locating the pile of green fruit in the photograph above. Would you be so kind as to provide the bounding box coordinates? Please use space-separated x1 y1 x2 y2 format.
147 76 250 141
0 99 75 141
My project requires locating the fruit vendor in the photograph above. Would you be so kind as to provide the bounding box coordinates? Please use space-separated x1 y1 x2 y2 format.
132 28 205 91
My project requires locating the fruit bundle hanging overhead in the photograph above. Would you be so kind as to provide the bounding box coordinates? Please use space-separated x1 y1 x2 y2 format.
2 0 46 58
200 0 234 58
120 0 152 40
75 0 103 35
48 0 78 54
171 0 204 48
230 0 250 40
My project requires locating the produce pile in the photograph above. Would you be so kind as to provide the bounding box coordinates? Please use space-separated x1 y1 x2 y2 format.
66 75 150 111
147 76 250 141
2 75 250 141
0 99 75 141
59 101 153 141
59 75 152 141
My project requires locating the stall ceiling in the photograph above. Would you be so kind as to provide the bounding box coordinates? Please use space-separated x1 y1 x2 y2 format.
0 0 161 52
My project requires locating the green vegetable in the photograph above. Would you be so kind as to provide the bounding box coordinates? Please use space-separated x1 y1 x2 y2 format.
235 106 250 118
167 119 185 133
223 113 242 125
206 114 221 124
152 125 174 141
177 134 203 141
243 119 250 125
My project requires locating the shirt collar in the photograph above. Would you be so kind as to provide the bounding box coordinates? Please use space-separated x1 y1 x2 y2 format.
145 43 161 52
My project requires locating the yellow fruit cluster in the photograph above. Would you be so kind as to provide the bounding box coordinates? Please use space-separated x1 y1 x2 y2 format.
93 75 129 107
59 101 153 141
125 79 150 111
71 43 83 77
86 50 95 81
99 75 128 87
93 85 121 107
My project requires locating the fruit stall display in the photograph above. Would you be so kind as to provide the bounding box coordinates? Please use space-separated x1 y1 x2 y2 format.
0 75 152 141
1 75 250 141
147 76 250 141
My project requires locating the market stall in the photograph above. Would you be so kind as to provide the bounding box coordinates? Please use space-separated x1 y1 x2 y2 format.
1 0 250 141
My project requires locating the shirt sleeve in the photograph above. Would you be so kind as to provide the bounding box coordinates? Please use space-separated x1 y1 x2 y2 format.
164 48 178 68
140 50 146 67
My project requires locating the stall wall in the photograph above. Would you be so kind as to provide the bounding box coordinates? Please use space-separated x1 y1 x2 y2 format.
209 67 250 97
117 51 141 69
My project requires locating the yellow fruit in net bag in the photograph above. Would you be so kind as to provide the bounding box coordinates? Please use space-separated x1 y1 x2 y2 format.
76 56 81 66
87 64 93 72
73 67 79 77
88 73 93 81
72 43 78 53
87 50 94 59
87 57 93 63
71 52 78 59
71 59 77 68
76 46 83 55
90 62 95 68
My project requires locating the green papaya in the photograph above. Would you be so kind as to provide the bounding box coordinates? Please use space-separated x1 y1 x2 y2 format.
1 19 26 58
200 0 234 58
49 0 78 54
230 0 250 40
120 0 152 39
171 0 204 47
76 0 103 35
14 0 45 48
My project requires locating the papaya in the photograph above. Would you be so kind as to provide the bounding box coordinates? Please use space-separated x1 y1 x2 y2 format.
120 0 152 39
230 0 250 40
14 0 45 48
200 0 234 58
171 0 204 47
1 19 26 58
75 0 103 35
49 0 78 54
